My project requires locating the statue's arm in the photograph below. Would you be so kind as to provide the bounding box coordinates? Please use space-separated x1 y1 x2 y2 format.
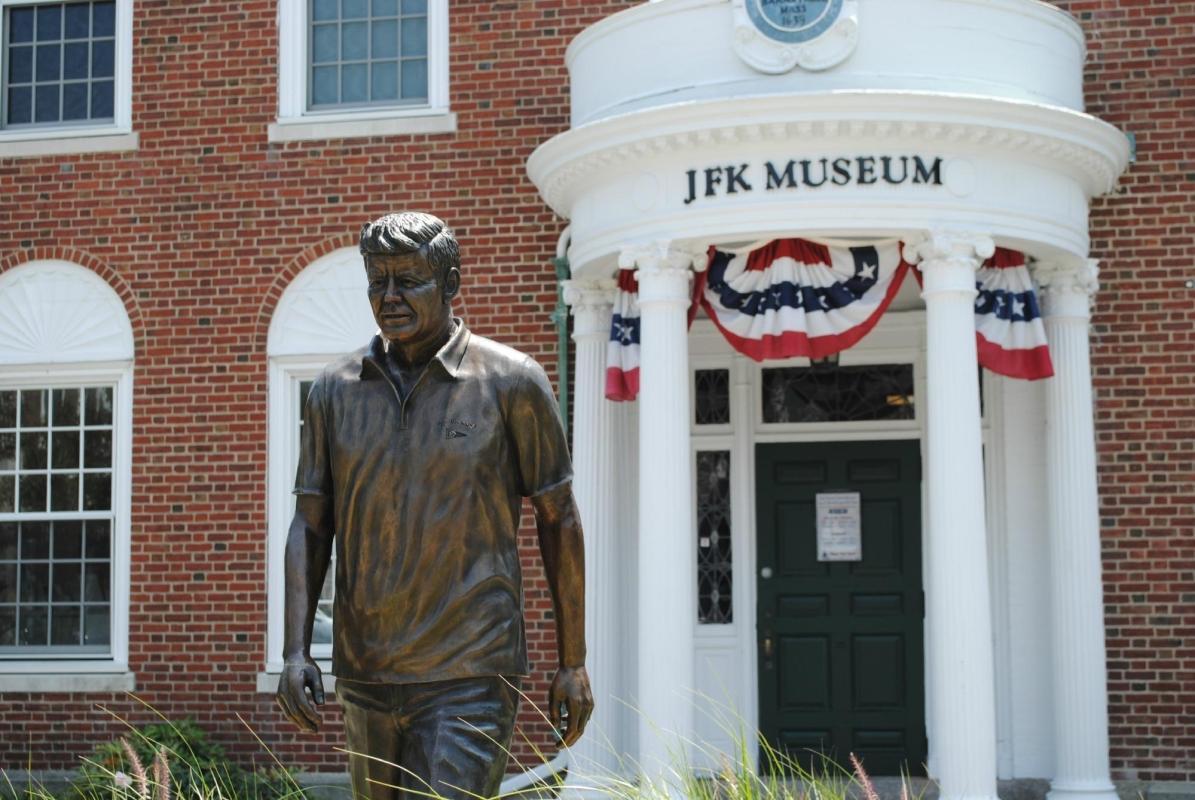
532 483 594 746
277 493 334 733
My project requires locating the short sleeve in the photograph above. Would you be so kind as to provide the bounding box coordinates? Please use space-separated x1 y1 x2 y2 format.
508 357 573 497
294 373 333 497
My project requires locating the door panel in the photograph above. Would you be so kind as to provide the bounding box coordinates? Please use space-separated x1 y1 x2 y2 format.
757 440 925 776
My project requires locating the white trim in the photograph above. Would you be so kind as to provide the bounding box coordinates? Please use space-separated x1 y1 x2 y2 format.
274 0 451 141
0 669 134 692
0 0 135 151
0 362 134 680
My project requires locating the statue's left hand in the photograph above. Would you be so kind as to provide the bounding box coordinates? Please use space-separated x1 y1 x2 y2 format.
548 665 594 747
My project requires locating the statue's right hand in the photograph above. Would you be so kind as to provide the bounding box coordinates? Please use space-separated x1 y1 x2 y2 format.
276 657 325 733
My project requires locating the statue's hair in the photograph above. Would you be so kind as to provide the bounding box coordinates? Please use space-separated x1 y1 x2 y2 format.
359 212 460 279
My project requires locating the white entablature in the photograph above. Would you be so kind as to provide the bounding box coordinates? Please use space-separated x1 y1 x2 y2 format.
526 0 1131 282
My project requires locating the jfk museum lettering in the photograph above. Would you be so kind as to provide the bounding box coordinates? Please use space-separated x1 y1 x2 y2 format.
683 155 944 205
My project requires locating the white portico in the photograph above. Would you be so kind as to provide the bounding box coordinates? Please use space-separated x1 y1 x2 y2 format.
527 1 1129 798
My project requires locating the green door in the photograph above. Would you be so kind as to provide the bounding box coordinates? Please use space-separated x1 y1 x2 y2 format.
756 440 926 776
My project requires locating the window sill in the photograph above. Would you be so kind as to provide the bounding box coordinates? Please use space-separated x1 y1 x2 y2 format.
268 110 457 143
0 130 138 158
257 662 336 694
0 667 135 693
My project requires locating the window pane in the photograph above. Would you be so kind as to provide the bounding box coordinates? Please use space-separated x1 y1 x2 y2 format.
20 391 47 427
52 389 80 426
84 605 109 645
401 16 426 57
341 62 367 103
62 82 87 120
20 605 48 646
51 606 81 645
35 84 60 122
50 473 79 511
20 432 48 469
84 429 111 468
0 607 13 645
85 521 110 559
371 61 397 101
400 58 426 100
52 563 81 602
36 5 62 41
52 430 80 469
35 43 62 81
91 38 114 78
694 369 730 425
312 0 338 22
342 0 368 19
312 65 337 105
53 522 82 559
83 562 109 602
90 79 113 118
0 392 15 427
371 18 397 58
8 86 33 124
92 1 115 37
697 451 733 624
9 46 33 84
19 475 47 512
64 3 90 38
341 21 367 61
0 433 14 470
373 0 397 15
761 364 916 424
401 0 426 13
23 523 50 558
83 473 111 511
21 564 49 602
0 524 15 559
312 23 337 63
84 387 112 425
10 7 35 42
0 566 15 602
0 477 13 513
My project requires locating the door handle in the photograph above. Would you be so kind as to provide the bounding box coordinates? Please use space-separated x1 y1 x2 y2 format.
762 633 774 659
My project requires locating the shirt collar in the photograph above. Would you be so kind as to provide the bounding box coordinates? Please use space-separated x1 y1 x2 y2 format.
360 319 470 380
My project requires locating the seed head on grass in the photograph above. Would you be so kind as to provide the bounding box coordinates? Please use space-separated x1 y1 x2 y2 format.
849 753 879 800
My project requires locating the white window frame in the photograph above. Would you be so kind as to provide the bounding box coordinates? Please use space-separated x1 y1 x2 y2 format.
270 0 454 143
0 0 137 158
0 363 134 691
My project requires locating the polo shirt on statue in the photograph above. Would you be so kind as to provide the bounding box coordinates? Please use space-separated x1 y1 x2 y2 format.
294 321 572 684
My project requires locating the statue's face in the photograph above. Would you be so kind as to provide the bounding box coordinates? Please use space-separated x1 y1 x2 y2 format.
365 251 457 346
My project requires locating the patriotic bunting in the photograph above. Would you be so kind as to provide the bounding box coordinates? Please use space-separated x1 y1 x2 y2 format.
973 248 1054 380
606 238 1053 402
701 239 910 363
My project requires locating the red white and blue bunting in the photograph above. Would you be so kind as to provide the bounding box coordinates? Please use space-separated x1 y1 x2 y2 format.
606 238 1053 401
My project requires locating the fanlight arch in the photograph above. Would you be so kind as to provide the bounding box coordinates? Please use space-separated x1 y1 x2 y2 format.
267 247 376 357
0 260 134 365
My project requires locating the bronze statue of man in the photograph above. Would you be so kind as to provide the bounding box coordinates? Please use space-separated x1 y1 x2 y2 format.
276 212 593 799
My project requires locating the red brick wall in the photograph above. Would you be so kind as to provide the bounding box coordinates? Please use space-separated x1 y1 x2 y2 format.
1 0 1191 784
0 0 637 773
1051 0 1195 783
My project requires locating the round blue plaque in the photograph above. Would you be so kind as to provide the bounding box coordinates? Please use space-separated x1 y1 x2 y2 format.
746 0 845 44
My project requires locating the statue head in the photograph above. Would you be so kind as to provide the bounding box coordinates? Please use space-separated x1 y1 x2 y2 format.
359 212 461 346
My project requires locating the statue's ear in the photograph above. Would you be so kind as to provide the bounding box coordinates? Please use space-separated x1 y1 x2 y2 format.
442 267 461 303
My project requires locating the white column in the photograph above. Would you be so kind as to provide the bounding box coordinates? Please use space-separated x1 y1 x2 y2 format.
560 280 623 795
623 243 698 791
904 232 1000 800
1035 260 1119 800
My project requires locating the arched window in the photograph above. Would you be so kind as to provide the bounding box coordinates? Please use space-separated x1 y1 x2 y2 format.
265 247 375 672
0 260 134 689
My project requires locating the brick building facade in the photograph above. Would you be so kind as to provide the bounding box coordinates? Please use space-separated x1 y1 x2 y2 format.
0 0 1190 790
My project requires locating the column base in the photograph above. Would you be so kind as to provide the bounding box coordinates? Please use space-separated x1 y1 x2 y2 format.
1047 782 1121 800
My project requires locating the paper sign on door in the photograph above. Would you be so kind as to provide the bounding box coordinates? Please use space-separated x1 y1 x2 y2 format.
816 492 862 562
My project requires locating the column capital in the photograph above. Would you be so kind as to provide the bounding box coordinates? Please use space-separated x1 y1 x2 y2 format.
1035 259 1100 321
563 279 618 342
620 241 702 308
902 230 996 267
